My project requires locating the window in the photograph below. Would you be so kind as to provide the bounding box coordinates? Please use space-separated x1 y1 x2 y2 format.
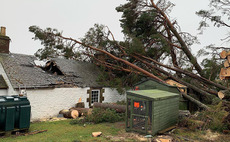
87 88 105 107
91 90 100 105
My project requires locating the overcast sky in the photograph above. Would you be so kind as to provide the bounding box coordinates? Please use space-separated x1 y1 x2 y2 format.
2 0 229 58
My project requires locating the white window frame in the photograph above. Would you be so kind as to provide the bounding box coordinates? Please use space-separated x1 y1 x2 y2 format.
91 89 100 105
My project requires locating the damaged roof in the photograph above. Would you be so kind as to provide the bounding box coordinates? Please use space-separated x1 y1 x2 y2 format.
0 53 102 89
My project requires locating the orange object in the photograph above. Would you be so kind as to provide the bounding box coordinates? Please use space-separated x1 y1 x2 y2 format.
135 86 139 90
134 102 140 108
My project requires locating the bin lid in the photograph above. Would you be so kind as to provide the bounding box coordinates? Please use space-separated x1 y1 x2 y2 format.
0 98 5 102
5 96 14 101
0 95 29 105
127 89 179 100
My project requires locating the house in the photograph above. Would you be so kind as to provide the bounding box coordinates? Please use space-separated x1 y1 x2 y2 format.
0 27 125 121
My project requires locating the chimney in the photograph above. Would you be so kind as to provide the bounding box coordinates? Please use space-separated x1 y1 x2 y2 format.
0 27 10 54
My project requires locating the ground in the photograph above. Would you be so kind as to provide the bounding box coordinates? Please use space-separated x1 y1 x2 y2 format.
1 119 230 142
0 120 144 142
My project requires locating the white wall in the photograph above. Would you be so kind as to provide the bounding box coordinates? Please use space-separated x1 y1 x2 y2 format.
0 63 17 96
103 87 126 103
26 87 126 121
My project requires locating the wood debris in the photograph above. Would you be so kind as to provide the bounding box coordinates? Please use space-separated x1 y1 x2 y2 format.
219 50 230 80
92 132 102 137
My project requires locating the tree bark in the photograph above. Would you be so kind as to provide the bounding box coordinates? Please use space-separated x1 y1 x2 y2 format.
181 92 211 110
224 60 230 68
220 68 230 80
138 54 228 90
75 102 85 108
134 55 216 104
59 109 79 119
59 35 166 84
165 26 182 78
70 108 93 116
218 90 230 100
150 0 204 77
220 50 230 59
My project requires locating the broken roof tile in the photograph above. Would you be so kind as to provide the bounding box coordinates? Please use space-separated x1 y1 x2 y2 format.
0 53 102 89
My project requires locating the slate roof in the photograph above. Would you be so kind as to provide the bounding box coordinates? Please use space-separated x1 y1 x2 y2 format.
0 53 102 89
0 75 8 89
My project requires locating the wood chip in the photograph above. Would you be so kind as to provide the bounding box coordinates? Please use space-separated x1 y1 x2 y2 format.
92 132 102 137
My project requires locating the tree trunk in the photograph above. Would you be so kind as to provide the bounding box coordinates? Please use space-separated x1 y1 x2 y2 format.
150 0 204 77
75 102 85 108
220 50 230 59
59 35 166 84
220 68 230 80
218 90 230 100
181 92 210 110
134 55 216 104
70 108 93 116
93 102 126 113
224 60 230 68
165 26 182 78
137 54 228 90
59 109 79 119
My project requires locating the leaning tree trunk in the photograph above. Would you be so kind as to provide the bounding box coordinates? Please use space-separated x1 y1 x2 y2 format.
150 0 204 77
181 92 211 110
134 55 216 104
59 35 166 84
93 102 126 113
137 54 228 90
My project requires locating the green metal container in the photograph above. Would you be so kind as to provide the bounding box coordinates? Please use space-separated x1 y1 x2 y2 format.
126 90 179 135
0 96 31 132
133 79 188 110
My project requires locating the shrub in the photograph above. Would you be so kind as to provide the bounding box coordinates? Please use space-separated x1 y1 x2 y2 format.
116 100 126 105
86 108 125 124
70 108 125 125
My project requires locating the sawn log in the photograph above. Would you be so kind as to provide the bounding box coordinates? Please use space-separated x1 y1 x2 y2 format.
59 109 79 119
70 108 92 116
218 90 230 100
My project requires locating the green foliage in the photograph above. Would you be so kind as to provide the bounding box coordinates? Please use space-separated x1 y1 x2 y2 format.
197 45 223 81
196 102 228 132
96 67 141 94
117 1 169 60
71 108 125 125
29 26 79 60
81 24 108 48
196 0 230 33
116 100 126 105
86 108 125 124
180 102 229 133
201 58 222 81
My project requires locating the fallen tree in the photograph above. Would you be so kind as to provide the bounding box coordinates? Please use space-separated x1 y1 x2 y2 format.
29 0 228 109
93 102 126 113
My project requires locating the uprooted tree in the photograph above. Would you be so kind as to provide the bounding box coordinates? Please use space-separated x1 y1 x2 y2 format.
29 0 230 108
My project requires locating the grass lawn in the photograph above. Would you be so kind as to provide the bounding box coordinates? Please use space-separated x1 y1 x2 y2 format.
2 119 230 142
1 120 130 142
